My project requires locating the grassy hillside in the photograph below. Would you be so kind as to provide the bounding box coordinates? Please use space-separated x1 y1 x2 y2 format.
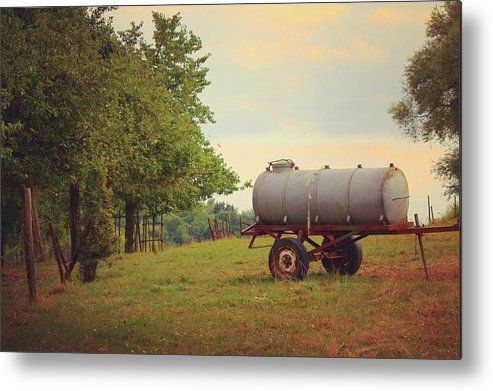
1 233 460 358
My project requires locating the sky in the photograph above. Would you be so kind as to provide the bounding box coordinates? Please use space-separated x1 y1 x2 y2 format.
110 1 454 221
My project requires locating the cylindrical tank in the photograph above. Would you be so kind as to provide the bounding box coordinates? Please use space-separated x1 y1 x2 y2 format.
252 159 410 225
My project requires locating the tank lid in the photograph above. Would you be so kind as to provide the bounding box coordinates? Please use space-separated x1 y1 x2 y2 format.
268 159 295 172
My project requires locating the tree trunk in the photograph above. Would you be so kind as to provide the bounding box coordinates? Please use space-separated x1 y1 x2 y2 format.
81 261 97 282
48 223 67 287
21 186 37 303
124 200 138 253
1 231 6 268
30 188 47 262
66 182 80 278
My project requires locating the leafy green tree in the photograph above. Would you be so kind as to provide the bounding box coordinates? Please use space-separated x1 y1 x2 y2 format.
149 12 214 125
162 200 255 244
112 13 241 252
389 1 460 196
1 8 119 279
1 8 245 286
164 214 192 245
1 8 111 190
1 8 113 270
212 201 236 214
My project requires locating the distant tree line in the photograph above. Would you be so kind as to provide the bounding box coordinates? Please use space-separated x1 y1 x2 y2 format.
1 7 245 291
145 199 254 246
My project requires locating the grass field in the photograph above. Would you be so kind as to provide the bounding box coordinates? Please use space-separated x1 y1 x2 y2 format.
1 232 460 358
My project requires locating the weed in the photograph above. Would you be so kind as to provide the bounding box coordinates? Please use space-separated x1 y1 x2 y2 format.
179 274 192 284
149 285 163 294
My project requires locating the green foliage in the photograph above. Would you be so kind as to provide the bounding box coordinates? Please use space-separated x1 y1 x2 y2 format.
0 7 243 271
1 8 117 255
212 201 236 214
163 214 192 245
389 2 460 197
0 192 21 245
1 8 111 188
112 12 241 215
150 12 213 124
79 170 117 281
157 200 255 245
437 200 459 223
432 144 460 197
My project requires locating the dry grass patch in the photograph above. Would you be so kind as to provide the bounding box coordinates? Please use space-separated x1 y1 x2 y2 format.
2 233 459 358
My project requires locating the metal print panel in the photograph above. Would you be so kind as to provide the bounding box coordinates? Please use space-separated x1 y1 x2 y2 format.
1 1 461 359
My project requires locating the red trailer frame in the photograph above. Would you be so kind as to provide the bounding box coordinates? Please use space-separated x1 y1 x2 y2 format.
241 220 459 280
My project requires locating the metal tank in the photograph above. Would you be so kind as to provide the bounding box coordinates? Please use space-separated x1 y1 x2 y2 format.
252 159 410 225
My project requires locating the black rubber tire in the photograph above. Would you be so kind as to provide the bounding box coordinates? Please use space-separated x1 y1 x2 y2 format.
268 238 309 280
268 247 275 276
321 237 363 276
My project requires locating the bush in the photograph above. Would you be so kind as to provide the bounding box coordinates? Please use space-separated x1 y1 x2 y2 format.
79 170 116 282
437 201 460 223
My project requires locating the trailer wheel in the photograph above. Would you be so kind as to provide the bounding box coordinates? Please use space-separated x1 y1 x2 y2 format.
268 247 275 276
321 237 362 275
269 238 309 280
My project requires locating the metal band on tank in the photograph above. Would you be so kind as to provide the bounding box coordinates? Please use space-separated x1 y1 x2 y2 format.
346 167 359 223
378 168 387 221
281 170 293 223
311 168 325 224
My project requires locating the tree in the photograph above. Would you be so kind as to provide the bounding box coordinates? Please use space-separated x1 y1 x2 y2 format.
1 8 120 282
1 8 244 288
1 8 111 190
163 214 192 245
78 169 116 282
389 1 460 196
112 12 241 252
1 8 110 241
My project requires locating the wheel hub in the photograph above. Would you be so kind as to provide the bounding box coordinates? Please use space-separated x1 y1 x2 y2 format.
277 248 297 275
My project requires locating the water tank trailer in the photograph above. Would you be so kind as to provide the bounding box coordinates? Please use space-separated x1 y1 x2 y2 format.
241 159 460 280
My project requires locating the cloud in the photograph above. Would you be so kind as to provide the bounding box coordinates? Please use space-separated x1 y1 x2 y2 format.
240 3 349 25
113 4 407 70
235 33 384 69
302 34 384 63
367 6 432 25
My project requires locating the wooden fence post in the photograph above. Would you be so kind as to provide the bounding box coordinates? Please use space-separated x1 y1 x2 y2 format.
208 218 215 241
48 223 67 288
118 212 121 253
30 188 47 263
152 214 156 253
144 216 148 252
21 186 37 303
136 213 142 252
214 218 221 239
414 214 430 280
160 214 164 250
